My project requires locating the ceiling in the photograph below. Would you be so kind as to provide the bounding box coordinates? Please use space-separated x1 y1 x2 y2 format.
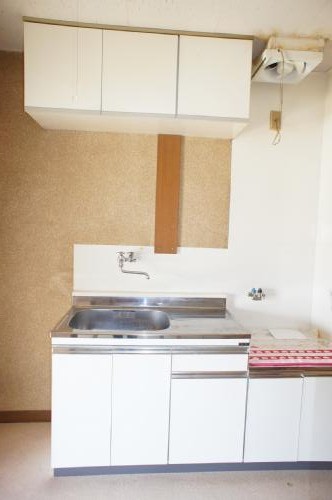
1 0 332 70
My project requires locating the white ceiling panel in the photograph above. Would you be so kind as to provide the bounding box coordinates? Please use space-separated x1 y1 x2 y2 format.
1 0 332 61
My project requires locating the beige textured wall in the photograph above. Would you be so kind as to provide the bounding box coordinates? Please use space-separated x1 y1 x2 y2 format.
0 51 230 410
180 138 231 247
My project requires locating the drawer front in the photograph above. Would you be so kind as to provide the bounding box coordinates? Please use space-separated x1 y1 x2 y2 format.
172 354 248 373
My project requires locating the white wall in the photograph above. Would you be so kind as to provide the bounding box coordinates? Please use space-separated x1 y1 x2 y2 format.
311 70 332 338
74 73 326 330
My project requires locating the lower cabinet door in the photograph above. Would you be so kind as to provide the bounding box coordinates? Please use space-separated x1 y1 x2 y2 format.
168 378 247 464
244 377 303 462
298 377 332 461
51 354 112 468
111 354 171 465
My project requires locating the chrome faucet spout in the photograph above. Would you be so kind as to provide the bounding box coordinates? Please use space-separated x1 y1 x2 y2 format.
117 252 150 280
120 268 150 280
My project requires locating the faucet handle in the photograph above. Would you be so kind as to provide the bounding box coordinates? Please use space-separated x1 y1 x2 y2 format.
127 252 136 262
116 251 136 262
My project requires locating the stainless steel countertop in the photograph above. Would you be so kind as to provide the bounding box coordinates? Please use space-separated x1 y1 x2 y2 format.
51 295 250 340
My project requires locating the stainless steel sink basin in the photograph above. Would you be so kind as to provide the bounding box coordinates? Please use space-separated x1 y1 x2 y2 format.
69 309 170 331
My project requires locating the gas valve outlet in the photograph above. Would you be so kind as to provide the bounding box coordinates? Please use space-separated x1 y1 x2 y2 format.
248 288 265 301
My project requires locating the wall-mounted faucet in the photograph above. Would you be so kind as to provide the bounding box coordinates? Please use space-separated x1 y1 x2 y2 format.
117 252 150 280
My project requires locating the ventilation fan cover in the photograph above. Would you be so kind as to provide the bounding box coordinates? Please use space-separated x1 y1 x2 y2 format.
252 48 323 84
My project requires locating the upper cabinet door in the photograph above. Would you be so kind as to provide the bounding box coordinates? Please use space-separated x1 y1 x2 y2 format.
102 30 178 115
178 36 252 119
24 22 102 110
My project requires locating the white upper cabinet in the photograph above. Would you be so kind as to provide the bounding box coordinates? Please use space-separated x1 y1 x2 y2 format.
24 22 252 137
177 36 252 119
24 22 102 110
102 30 178 115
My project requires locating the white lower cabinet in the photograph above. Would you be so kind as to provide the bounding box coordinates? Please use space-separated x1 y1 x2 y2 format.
244 377 303 462
169 377 247 464
51 352 332 470
51 354 112 468
111 354 171 465
298 377 332 461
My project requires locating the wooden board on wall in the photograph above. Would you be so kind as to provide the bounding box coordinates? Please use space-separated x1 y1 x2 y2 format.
0 411 51 423
154 134 182 254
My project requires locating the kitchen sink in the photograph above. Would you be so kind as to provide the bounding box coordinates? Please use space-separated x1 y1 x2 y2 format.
68 308 170 331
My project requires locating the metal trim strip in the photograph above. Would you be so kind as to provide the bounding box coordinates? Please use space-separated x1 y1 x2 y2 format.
71 295 226 308
302 369 332 377
249 368 332 378
52 332 251 339
171 370 248 379
249 369 304 378
23 17 254 41
53 346 249 355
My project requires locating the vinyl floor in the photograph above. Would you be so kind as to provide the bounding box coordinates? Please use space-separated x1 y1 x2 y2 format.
0 423 331 500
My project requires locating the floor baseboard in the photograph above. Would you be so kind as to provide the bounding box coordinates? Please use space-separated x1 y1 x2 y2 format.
0 411 51 423
54 461 332 476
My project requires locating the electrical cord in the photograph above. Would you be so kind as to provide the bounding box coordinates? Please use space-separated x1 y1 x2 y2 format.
272 49 284 146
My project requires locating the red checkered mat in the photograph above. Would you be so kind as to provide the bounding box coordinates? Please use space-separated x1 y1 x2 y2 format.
250 348 332 368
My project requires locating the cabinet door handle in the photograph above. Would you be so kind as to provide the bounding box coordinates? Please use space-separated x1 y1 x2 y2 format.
171 370 248 379
250 369 304 378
